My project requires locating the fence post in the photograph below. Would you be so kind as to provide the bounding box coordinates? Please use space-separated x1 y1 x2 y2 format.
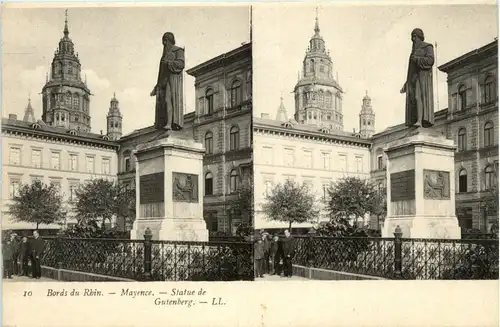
393 225 403 279
143 228 153 280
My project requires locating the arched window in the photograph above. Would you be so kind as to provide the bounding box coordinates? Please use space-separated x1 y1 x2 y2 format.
123 150 131 172
204 131 213 154
310 60 314 73
319 91 324 104
484 121 494 147
485 165 495 190
459 169 468 193
458 85 467 110
229 126 240 151
205 172 213 196
458 128 466 151
230 169 239 192
230 80 241 108
205 88 214 115
483 75 496 104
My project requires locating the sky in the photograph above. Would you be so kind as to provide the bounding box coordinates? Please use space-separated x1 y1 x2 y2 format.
253 4 498 133
2 5 250 135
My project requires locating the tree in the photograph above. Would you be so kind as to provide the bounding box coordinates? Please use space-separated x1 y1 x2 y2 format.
262 180 319 230
8 181 65 230
230 182 254 239
325 176 385 232
73 179 135 231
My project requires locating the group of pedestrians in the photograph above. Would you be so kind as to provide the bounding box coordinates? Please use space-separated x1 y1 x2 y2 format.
254 229 295 279
2 230 45 279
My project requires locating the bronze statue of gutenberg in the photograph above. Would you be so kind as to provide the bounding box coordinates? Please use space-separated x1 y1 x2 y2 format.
400 28 435 128
150 32 185 131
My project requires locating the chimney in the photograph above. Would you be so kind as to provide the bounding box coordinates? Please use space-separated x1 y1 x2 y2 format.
261 113 270 119
100 130 103 135
8 114 17 120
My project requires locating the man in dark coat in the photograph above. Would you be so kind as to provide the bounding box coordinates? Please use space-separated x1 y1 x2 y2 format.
254 237 265 278
400 28 435 128
10 233 20 276
274 234 284 276
281 229 295 278
262 232 271 274
2 236 14 279
19 236 31 276
30 230 45 279
269 234 279 275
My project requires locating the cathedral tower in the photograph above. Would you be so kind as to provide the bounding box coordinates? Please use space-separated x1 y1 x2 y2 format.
293 9 344 131
41 10 92 132
106 93 123 140
359 91 375 138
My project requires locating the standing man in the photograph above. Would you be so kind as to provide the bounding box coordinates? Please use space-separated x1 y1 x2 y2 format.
262 231 271 275
281 229 295 278
19 235 31 276
254 236 265 278
30 230 45 279
2 234 14 279
10 233 20 276
269 234 279 275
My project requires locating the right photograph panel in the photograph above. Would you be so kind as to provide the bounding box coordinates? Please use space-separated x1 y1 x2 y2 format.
252 4 499 280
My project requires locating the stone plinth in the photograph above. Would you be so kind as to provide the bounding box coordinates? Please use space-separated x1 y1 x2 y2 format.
130 131 209 242
382 129 461 239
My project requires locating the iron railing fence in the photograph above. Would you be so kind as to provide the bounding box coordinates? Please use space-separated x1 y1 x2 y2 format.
293 236 396 278
293 234 498 280
400 238 499 280
41 237 253 281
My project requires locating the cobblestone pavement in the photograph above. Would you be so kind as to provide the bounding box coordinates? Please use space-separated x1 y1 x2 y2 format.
3 275 56 282
258 274 308 281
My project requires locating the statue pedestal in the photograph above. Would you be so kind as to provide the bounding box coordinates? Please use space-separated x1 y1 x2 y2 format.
382 129 461 239
130 131 209 242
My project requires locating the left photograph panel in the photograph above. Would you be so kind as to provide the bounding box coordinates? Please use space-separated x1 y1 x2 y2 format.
1 5 254 282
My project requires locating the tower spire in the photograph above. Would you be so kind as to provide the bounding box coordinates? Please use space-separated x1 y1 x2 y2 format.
314 7 320 35
276 95 288 122
64 9 69 37
23 94 36 123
